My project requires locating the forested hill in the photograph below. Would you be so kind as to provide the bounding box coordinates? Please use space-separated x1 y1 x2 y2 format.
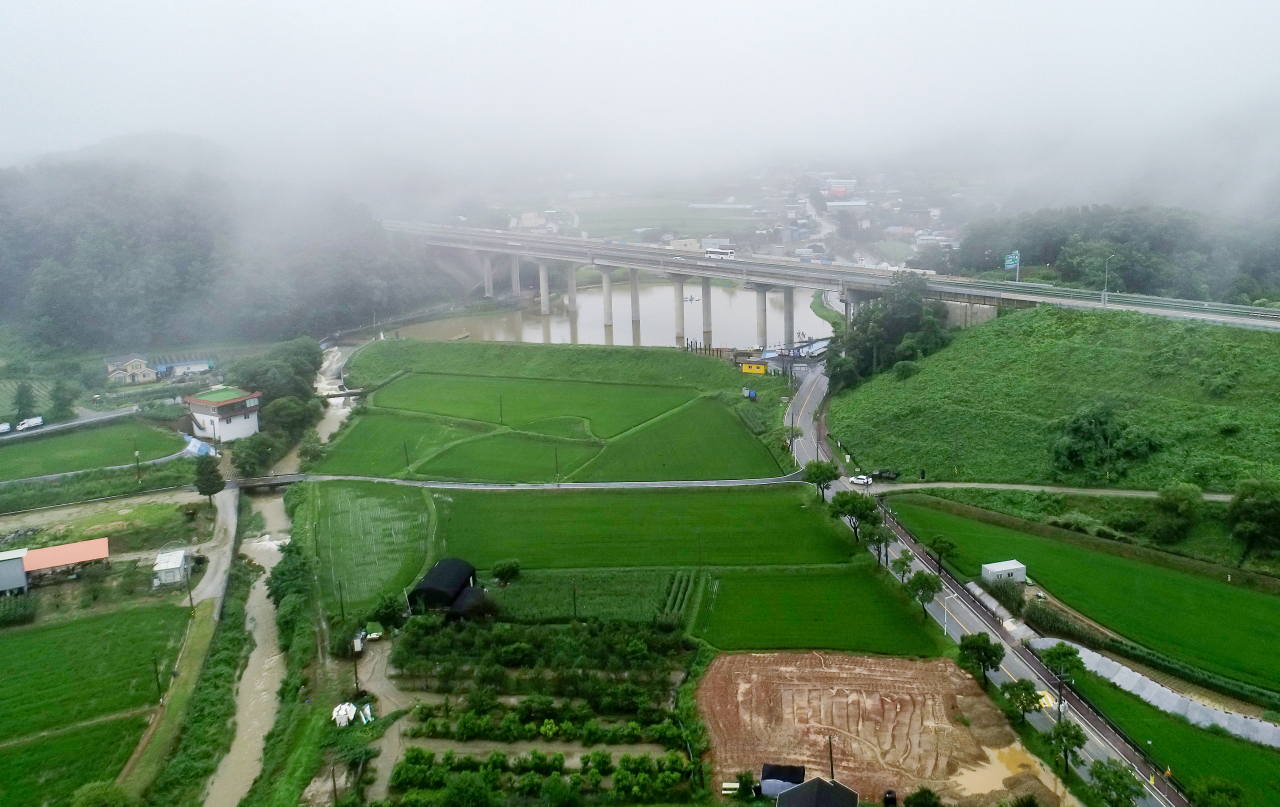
0 158 458 351
951 205 1280 304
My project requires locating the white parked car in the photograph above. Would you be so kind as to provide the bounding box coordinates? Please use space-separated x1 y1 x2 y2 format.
851 475 873 486
0 422 9 434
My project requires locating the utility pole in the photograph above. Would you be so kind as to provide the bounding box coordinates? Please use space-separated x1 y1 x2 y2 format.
571 578 577 620
1104 254 1117 309
403 440 411 470
554 446 560 483
827 735 835 779
499 393 504 425
338 580 347 622
152 653 164 703
331 764 338 803
184 565 195 617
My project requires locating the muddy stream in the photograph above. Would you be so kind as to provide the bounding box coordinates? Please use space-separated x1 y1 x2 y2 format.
202 494 290 807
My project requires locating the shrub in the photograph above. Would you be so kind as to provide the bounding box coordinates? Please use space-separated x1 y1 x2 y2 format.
492 559 521 585
984 579 1024 616
441 771 502 807
70 782 132 807
0 594 37 627
893 360 918 380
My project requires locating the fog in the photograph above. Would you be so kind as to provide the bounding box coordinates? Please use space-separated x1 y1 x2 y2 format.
3 1 1280 211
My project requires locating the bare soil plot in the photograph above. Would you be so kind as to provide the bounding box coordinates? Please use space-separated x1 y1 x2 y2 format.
698 653 1074 806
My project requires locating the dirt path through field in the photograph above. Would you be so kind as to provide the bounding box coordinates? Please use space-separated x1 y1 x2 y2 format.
202 494 288 807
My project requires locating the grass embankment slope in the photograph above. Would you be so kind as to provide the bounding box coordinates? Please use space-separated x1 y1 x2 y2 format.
0 421 186 482
890 495 1280 691
829 306 1280 490
322 340 788 482
1073 673 1280 806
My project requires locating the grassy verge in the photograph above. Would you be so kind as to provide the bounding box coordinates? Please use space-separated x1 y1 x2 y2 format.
810 289 843 331
828 306 1280 490
1074 672 1280 805
118 599 219 797
0 459 195 515
0 421 186 482
889 495 1280 692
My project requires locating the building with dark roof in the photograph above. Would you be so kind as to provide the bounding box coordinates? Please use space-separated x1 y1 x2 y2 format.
411 558 477 609
776 779 858 807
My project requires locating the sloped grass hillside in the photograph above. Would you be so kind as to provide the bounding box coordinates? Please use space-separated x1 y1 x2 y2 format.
828 306 1280 490
322 341 789 482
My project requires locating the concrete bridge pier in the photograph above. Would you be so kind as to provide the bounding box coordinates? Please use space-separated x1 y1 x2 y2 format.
482 254 494 298
538 263 550 315
754 285 770 348
672 274 687 346
511 255 521 295
602 270 613 326
566 264 577 312
783 287 795 349
701 276 712 345
629 268 641 323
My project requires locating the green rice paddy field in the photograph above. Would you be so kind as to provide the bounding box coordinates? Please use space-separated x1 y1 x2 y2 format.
0 715 149 807
0 605 189 742
486 568 677 623
889 495 1280 691
1073 673 1280 805
0 421 186 482
695 561 946 657
434 484 850 570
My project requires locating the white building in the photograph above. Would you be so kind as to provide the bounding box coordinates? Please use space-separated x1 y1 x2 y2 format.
184 387 261 443
153 549 190 586
981 560 1026 585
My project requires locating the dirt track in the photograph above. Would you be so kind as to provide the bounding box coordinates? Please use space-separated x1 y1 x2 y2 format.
697 653 1076 805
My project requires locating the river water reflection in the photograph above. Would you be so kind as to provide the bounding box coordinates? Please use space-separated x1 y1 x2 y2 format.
396 282 833 349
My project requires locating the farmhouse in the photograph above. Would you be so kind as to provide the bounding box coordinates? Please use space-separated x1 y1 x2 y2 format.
776 778 860 807
22 537 110 578
410 557 476 610
0 549 28 595
153 549 190 586
105 354 157 385
184 387 261 443
981 560 1026 585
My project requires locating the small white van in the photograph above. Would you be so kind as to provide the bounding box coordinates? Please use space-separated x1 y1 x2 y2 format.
0 423 10 434
16 416 44 431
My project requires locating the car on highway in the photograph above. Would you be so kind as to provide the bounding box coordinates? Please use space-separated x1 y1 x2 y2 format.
16 416 43 431
0 422 9 434
851 474 873 486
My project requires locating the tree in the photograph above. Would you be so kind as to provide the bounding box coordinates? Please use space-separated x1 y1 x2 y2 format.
829 491 880 542
803 460 840 501
865 525 894 565
1188 777 1244 807
890 549 914 582
958 632 1005 680
902 787 942 807
70 781 132 807
905 571 943 615
12 381 35 421
193 455 225 505
492 559 521 585
734 771 755 802
540 773 583 807
1151 481 1201 543
1047 720 1087 772
1228 478 1280 558
999 678 1041 722
230 431 283 477
927 536 957 568
47 380 78 421
371 592 407 629
1088 758 1143 807
260 395 320 439
1041 641 1085 681
297 428 326 468
1049 402 1159 480
441 771 501 807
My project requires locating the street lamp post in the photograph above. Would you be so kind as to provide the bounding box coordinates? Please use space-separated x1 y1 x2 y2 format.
1103 254 1117 308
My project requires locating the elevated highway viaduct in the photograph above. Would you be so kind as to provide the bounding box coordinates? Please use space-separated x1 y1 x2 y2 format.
384 221 1280 345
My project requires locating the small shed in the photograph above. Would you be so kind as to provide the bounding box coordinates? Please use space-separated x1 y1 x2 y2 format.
153 550 190 586
777 778 859 807
23 538 110 576
981 560 1026 585
0 549 28 595
411 558 476 609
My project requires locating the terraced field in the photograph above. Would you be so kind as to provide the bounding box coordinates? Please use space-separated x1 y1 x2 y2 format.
0 421 186 482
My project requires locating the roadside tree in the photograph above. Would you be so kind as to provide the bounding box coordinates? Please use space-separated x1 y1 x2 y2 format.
1041 641 1085 682
999 678 1041 722
1088 758 1143 807
865 525 894 564
958 632 1005 680
927 536 957 568
47 380 78 421
1151 481 1201 543
905 571 942 615
890 549 915 581
803 460 840 501
13 380 35 421
1047 720 1087 772
829 490 880 542
1228 478 1280 559
194 455 225 505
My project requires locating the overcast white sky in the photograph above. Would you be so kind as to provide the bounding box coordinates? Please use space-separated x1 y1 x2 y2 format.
3 1 1279 189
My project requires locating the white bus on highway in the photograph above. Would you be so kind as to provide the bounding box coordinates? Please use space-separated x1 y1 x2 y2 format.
704 247 735 259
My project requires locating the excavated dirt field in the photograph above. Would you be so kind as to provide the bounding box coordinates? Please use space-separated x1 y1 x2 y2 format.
698 653 1072 806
